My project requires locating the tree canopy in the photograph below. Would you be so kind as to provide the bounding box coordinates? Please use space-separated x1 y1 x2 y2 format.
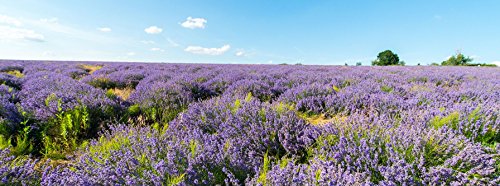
372 50 403 66
441 52 473 66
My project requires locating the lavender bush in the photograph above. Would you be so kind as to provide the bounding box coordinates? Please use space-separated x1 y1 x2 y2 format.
0 60 498 185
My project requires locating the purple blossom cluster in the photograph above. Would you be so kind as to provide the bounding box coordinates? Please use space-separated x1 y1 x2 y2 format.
18 71 120 120
0 60 499 185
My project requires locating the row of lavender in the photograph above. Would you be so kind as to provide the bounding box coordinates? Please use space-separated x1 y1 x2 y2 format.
0 61 499 185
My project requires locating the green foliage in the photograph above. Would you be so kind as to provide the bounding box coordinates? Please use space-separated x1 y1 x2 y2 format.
423 136 454 168
10 126 34 156
372 50 403 66
380 85 393 93
42 105 90 158
165 173 186 186
105 89 117 99
356 62 362 66
441 52 473 66
45 93 58 108
245 92 253 102
0 134 9 149
189 139 198 158
430 112 460 130
430 108 499 148
231 99 242 114
88 77 117 89
257 151 271 185
341 79 352 88
314 169 322 184
0 109 35 156
86 131 132 161
140 105 184 128
128 104 141 116
465 108 499 147
332 85 340 92
4 70 24 78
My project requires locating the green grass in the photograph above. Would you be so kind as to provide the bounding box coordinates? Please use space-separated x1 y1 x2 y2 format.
430 111 460 130
430 108 499 147
257 151 271 185
381 85 393 93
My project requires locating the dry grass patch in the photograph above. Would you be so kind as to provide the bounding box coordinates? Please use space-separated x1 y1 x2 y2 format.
79 64 103 74
110 87 134 100
302 113 348 126
410 84 432 92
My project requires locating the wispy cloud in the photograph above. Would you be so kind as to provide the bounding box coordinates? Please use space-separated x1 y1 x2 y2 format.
0 15 44 42
150 47 164 52
127 52 136 56
141 40 155 44
167 38 180 47
185 44 230 55
97 27 112 32
181 17 207 29
144 26 162 34
0 25 45 42
0 14 44 42
0 15 22 26
235 51 245 57
28 17 120 44
40 17 58 24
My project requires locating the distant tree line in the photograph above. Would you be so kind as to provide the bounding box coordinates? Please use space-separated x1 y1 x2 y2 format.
433 52 497 67
372 50 497 67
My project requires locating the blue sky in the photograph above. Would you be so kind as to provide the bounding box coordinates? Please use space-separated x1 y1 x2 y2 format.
0 0 499 65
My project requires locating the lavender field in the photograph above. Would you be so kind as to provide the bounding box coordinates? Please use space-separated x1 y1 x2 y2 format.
0 61 499 185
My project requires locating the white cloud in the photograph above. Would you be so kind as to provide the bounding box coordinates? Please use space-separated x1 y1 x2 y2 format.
491 61 500 66
184 44 230 55
97 27 112 32
144 26 162 34
127 52 136 56
40 17 58 24
29 17 121 44
0 25 45 42
150 47 164 52
141 40 155 44
235 51 245 57
0 15 22 26
181 17 207 29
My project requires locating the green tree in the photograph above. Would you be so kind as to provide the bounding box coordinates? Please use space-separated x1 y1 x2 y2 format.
441 52 473 66
372 50 402 66
356 62 362 66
